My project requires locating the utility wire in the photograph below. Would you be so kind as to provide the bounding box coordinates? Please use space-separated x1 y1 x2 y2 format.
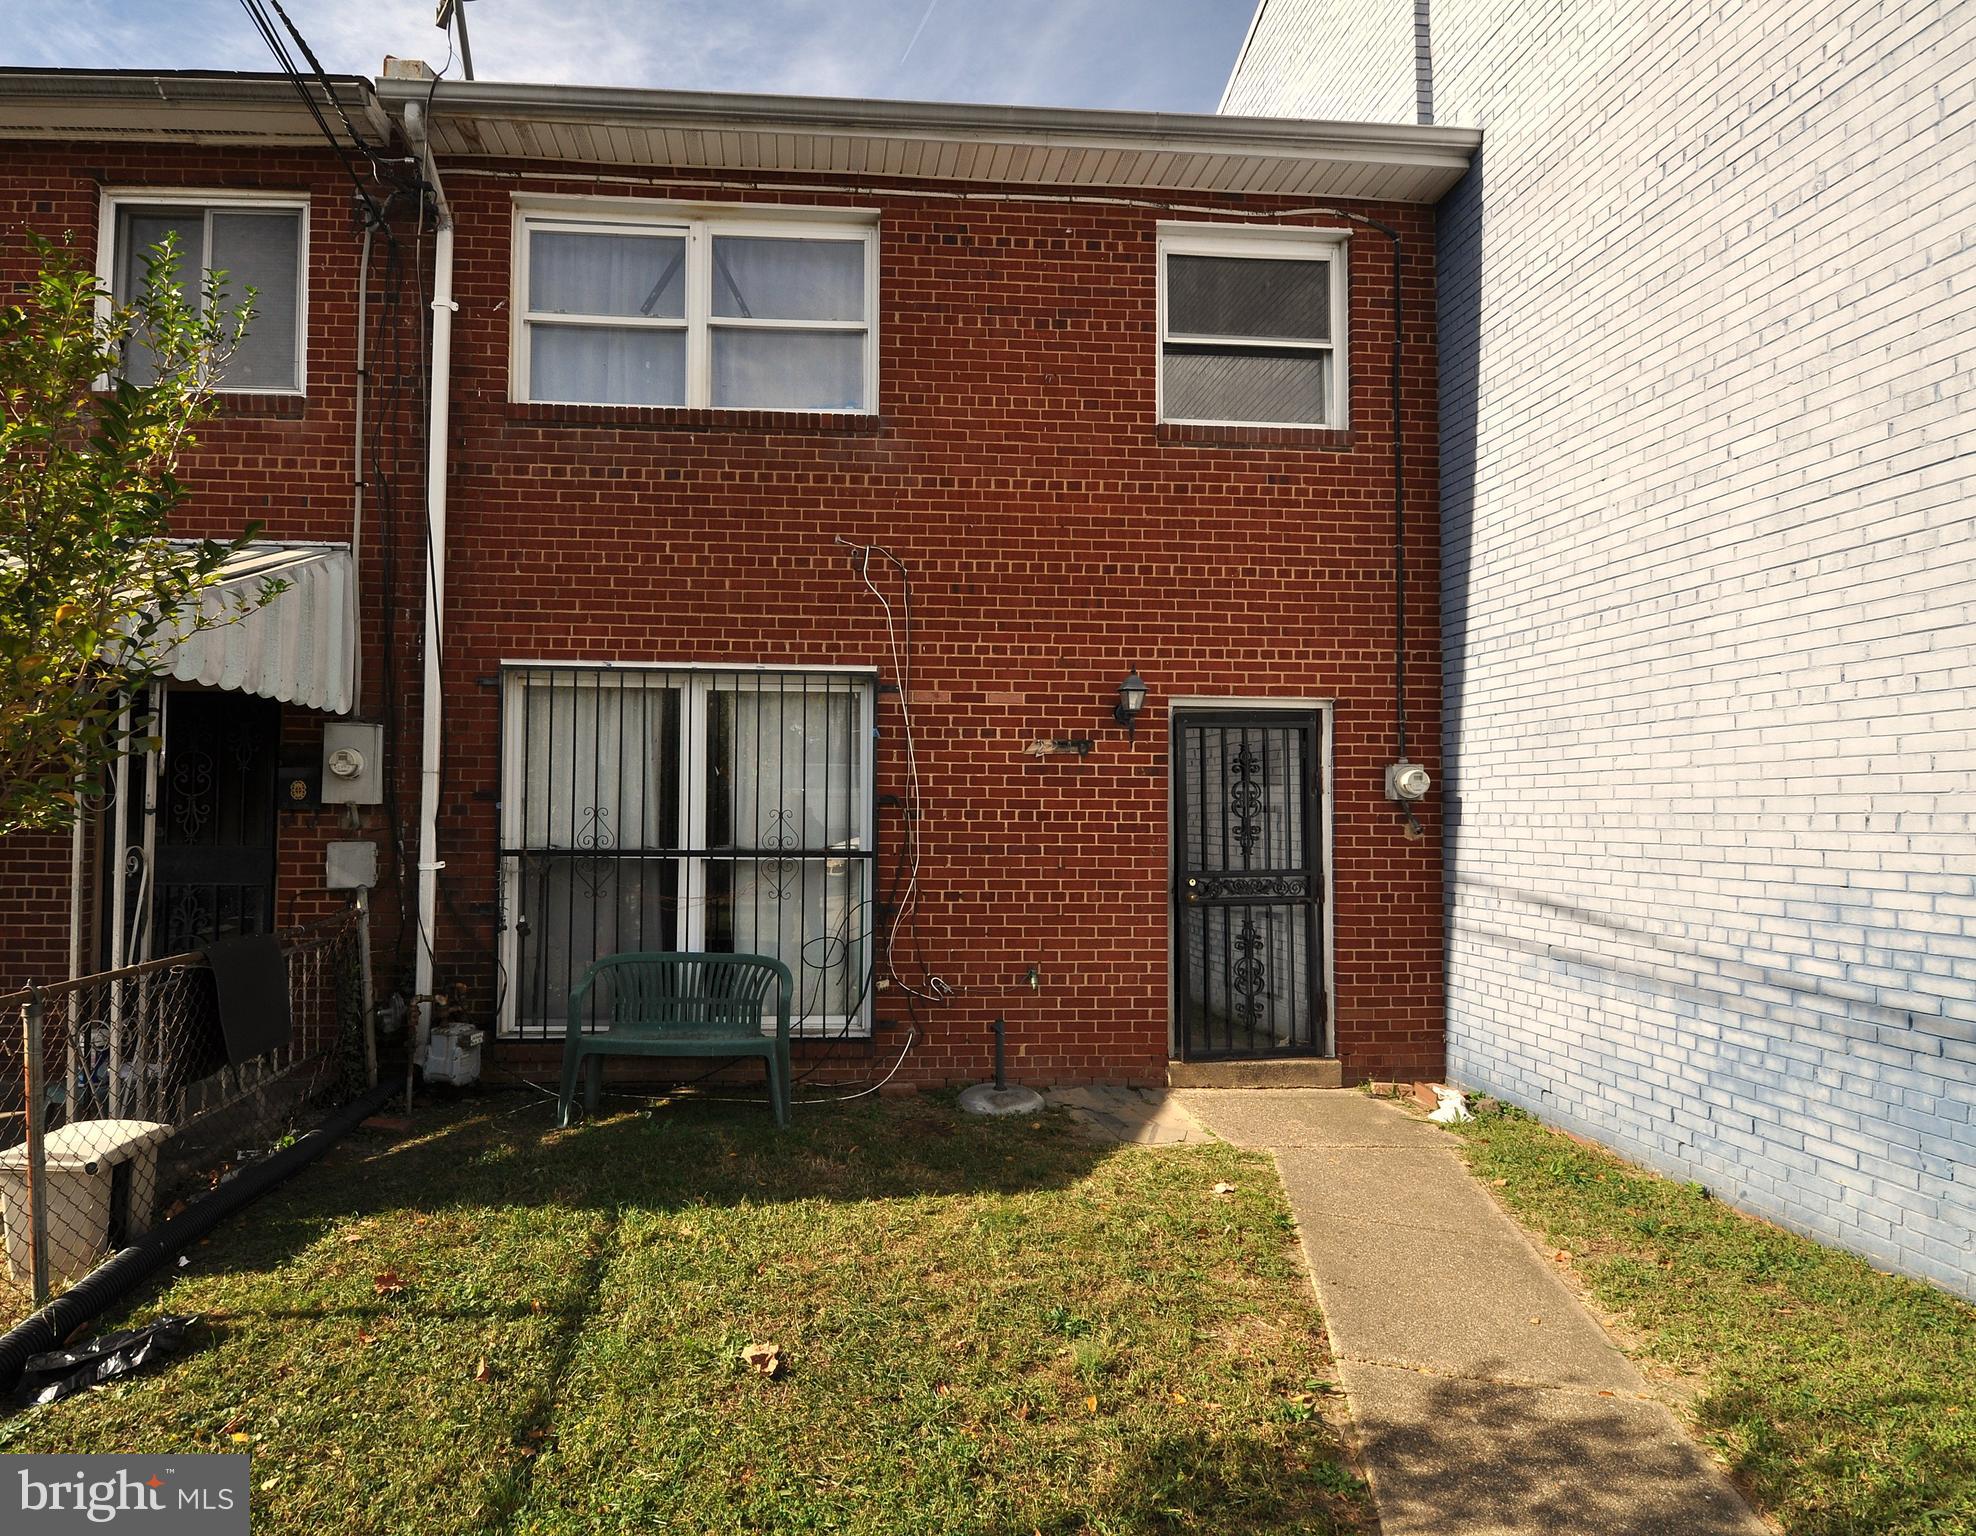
235 0 399 228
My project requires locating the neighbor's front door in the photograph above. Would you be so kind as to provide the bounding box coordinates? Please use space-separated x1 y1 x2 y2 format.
152 691 280 951
1172 709 1326 1060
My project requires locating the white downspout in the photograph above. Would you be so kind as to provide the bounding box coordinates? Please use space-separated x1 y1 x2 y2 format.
405 97 456 1071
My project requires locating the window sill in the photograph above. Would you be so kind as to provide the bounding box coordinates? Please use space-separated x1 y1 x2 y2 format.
504 402 883 435
1155 421 1353 450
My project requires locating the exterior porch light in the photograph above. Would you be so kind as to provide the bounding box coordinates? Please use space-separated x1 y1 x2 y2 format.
1113 668 1149 739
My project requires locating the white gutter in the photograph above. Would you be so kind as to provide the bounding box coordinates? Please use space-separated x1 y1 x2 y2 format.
368 76 1479 200
404 97 456 1068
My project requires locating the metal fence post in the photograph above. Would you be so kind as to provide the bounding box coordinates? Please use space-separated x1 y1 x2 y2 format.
23 990 50 1306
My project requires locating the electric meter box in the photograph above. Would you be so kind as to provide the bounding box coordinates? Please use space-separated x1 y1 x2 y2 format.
322 722 384 805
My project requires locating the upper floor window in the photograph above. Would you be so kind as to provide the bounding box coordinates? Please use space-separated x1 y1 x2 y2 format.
1157 227 1346 429
513 204 877 412
103 191 308 394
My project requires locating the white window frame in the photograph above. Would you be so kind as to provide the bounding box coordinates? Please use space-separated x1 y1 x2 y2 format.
510 196 880 413
97 187 312 397
496 662 879 1040
1156 223 1349 430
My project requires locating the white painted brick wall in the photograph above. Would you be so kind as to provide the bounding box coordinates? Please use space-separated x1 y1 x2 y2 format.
1221 0 1419 121
1228 0 1976 1300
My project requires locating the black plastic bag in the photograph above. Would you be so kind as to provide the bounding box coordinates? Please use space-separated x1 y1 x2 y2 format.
10 1315 201 1410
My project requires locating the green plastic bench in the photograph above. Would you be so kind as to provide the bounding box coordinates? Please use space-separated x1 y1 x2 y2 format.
557 952 794 1129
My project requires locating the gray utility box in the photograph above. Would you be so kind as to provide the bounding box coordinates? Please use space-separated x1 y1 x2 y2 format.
322 721 385 804
0 1119 172 1286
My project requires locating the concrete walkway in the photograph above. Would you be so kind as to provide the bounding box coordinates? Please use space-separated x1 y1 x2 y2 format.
1177 1089 1769 1536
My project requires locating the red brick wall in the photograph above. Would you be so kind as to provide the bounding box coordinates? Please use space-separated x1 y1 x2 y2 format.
432 166 1445 1086
0 143 412 990
1 140 1443 1085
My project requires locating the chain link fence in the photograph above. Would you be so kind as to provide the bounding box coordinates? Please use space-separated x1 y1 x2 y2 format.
0 908 375 1324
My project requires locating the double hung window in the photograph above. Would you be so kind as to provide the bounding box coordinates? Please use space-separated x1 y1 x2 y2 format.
1157 227 1346 428
515 205 876 411
104 192 308 392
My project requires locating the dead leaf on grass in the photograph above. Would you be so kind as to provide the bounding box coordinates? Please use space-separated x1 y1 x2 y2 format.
474 1358 493 1384
373 1270 406 1297
1211 1182 1237 1197
1084 1394 1099 1415
741 1342 786 1378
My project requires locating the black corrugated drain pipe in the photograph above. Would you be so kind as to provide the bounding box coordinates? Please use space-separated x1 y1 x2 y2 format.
0 1079 400 1399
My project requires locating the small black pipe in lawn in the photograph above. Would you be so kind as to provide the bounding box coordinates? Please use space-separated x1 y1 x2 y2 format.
992 1018 1007 1092
0 1079 400 1399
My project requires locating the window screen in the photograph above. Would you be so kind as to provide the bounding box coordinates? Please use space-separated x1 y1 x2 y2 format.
1160 241 1341 427
114 203 304 392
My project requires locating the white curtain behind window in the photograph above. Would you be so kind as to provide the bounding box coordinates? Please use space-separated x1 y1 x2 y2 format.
530 230 687 317
711 330 863 411
710 235 866 410
714 687 865 1020
517 680 678 1030
528 229 687 405
531 326 686 406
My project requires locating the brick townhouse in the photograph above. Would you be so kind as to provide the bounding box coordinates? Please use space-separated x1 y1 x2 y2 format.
0 65 1479 1091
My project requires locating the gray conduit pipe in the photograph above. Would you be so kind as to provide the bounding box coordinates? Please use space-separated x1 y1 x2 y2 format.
0 1079 399 1399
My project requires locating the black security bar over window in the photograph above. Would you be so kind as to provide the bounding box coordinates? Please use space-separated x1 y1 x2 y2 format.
499 665 878 1041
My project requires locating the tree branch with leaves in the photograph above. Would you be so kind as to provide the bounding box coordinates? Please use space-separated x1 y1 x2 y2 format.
0 232 277 835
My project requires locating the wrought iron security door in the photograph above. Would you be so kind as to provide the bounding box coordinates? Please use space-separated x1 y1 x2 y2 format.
152 691 280 950
1173 710 1325 1059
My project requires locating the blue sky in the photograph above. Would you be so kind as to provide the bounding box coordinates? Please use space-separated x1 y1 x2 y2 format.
3 1 1259 112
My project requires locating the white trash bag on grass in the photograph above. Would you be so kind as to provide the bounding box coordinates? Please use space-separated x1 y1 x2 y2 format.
1427 1087 1473 1124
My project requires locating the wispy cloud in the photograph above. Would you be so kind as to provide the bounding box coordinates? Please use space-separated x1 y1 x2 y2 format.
5 0 1256 111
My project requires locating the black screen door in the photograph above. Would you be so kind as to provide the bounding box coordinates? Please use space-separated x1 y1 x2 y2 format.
153 691 280 951
1173 709 1326 1060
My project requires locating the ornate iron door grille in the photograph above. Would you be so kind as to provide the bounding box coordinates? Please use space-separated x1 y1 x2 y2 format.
1173 709 1325 1060
152 691 280 952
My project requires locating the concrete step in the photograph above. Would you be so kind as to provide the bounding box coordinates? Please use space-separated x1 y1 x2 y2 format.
1166 1057 1344 1089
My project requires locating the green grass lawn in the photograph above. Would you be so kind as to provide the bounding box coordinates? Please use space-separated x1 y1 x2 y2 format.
1447 1102 1976 1536
0 1090 1367 1535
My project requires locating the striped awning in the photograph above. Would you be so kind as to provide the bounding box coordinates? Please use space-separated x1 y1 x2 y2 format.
154 543 355 714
